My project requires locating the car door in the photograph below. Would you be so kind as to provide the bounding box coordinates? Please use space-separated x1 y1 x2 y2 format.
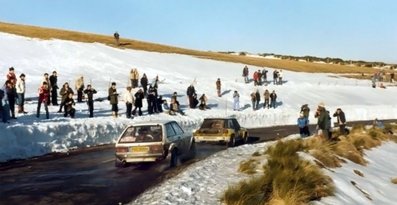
171 122 188 153
231 119 242 138
165 122 180 151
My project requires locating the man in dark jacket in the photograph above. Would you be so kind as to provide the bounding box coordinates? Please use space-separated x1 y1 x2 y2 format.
315 103 330 139
333 108 347 135
270 90 277 108
5 80 17 119
140 74 148 96
186 84 196 108
49 71 59 105
84 84 97 118
108 82 119 118
133 89 144 116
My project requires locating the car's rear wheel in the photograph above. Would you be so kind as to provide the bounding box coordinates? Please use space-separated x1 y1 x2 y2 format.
170 149 179 167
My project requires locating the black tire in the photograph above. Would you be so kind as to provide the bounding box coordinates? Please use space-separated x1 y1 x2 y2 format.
170 149 179 167
187 141 197 159
227 135 236 147
242 133 249 144
115 158 126 168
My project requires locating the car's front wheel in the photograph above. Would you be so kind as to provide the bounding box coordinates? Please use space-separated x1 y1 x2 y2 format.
227 135 236 147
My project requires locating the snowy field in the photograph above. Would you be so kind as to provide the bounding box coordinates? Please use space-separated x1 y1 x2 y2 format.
1 32 397 204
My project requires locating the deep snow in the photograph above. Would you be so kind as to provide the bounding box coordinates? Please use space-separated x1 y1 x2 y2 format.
1 32 396 204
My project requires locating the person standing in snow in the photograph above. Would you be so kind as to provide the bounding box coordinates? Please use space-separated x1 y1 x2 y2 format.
58 82 74 113
147 85 157 114
186 84 196 109
263 89 270 109
261 68 268 85
216 78 221 97
297 113 310 137
250 91 256 110
255 89 261 110
6 67 17 87
130 68 139 88
42 73 51 105
75 76 85 103
333 108 347 135
278 69 283 85
5 80 17 119
315 102 330 139
49 71 59 106
242 65 249 83
0 87 10 123
108 82 119 118
140 73 148 96
16 73 27 114
133 89 144 116
36 82 50 119
123 86 134 118
270 90 277 108
273 70 278 85
233 90 240 111
83 84 97 118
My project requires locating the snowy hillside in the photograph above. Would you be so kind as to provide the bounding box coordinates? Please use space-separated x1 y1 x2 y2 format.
1 32 397 205
1 32 397 162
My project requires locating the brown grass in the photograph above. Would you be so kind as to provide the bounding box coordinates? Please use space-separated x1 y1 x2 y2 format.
391 178 397 184
0 21 378 74
303 137 342 168
239 159 259 175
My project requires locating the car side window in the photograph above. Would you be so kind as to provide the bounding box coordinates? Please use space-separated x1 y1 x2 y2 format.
232 119 241 130
227 120 234 129
171 122 184 135
166 123 176 138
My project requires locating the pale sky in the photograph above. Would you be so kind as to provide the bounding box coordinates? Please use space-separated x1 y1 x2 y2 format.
1 0 396 63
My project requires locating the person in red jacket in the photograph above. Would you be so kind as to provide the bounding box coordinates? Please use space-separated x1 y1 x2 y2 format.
36 82 50 119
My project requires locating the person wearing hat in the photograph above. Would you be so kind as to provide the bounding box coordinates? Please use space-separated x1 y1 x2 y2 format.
315 102 330 139
84 84 97 118
122 86 134 119
333 108 347 135
16 73 27 114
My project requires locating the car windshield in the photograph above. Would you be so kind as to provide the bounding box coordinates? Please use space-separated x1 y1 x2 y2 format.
200 119 225 129
119 125 162 143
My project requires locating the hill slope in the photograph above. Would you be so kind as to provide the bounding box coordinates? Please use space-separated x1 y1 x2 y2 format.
0 21 376 74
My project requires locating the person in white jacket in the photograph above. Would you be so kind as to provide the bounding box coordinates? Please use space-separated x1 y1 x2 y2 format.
123 86 135 118
16 73 27 114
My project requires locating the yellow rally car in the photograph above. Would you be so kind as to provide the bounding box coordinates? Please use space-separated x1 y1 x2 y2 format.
115 120 195 167
193 117 248 147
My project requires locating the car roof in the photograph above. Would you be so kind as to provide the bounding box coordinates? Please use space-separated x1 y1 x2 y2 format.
128 120 176 127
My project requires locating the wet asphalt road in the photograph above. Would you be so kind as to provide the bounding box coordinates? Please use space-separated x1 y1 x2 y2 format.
0 120 388 205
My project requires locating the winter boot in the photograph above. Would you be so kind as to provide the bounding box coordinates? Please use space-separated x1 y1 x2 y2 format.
17 105 23 114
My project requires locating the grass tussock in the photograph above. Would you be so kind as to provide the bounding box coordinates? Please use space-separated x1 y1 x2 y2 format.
391 178 397 184
222 140 334 205
353 170 364 177
303 137 342 168
0 21 377 75
239 159 259 175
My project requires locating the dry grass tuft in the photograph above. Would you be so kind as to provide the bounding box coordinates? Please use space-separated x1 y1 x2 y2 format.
391 178 397 184
303 137 342 168
332 136 367 165
252 151 262 157
0 21 378 75
239 159 259 175
222 140 334 205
